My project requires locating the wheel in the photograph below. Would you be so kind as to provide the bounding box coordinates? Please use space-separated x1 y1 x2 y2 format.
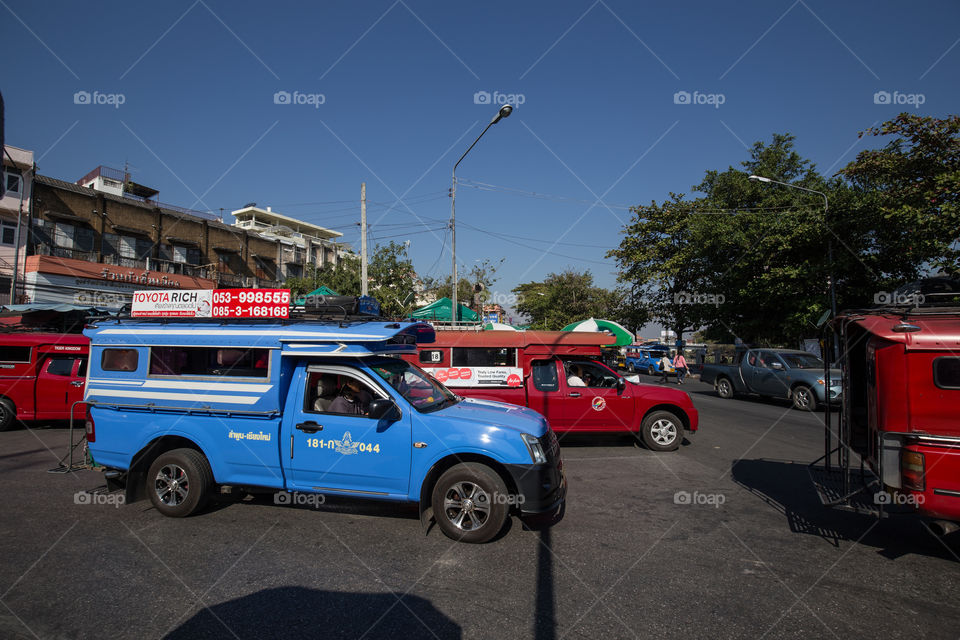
640 410 683 451
628 363 635 373
715 377 734 399
647 365 655 376
0 399 15 431
146 448 213 517
431 463 509 543
792 385 817 411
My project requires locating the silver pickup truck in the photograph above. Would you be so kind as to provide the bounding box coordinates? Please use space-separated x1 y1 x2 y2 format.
700 348 841 411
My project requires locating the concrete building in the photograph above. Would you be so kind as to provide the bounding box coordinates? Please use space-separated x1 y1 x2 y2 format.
17 165 354 309
230 205 348 279
1 145 34 302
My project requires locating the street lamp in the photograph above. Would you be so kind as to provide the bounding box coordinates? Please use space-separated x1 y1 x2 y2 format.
748 175 836 322
450 104 513 323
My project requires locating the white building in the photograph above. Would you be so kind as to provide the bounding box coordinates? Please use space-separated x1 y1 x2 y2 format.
1 145 34 302
230 205 350 278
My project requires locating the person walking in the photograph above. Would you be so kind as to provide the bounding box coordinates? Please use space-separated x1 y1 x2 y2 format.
673 352 688 385
658 354 671 383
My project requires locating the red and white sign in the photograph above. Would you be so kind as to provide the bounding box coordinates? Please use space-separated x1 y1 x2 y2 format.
132 290 213 317
426 367 523 388
132 289 291 319
211 289 290 319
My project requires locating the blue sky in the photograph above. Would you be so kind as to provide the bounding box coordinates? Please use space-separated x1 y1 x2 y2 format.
4 0 958 317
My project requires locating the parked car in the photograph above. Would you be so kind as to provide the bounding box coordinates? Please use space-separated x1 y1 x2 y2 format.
0 332 88 430
700 348 840 410
624 344 675 376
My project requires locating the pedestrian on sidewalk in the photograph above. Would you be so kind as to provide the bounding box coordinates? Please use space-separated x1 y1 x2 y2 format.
673 352 688 384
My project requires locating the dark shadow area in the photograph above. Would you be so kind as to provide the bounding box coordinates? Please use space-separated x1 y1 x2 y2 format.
732 458 960 560
165 586 460 639
211 490 422 522
534 527 557 640
555 432 688 449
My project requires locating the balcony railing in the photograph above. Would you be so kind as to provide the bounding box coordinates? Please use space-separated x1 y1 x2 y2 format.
216 272 246 288
35 243 98 263
147 258 209 279
103 254 148 269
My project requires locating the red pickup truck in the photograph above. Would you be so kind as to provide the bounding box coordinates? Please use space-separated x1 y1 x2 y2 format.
0 332 89 430
401 330 698 451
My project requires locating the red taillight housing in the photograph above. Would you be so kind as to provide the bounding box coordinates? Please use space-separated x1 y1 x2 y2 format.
85 408 95 443
901 450 925 491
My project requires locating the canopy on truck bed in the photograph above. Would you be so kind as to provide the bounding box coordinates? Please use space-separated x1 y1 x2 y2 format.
427 330 610 356
835 311 960 351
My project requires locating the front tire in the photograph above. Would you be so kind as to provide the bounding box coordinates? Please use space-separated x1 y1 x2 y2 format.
146 448 213 517
640 410 683 451
0 399 15 431
716 377 734 399
431 463 509 543
647 365 655 376
792 385 817 411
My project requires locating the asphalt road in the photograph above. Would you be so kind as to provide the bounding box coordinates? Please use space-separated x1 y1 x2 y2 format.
1 377 958 639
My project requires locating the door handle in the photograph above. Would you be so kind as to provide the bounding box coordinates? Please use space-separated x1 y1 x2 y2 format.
568 392 581 397
296 421 323 434
71 381 84 387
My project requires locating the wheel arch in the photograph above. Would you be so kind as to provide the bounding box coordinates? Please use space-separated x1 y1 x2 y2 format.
417 453 519 516
126 435 210 503
642 404 690 432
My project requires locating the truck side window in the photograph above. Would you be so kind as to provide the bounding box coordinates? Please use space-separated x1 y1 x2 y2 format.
532 360 558 391
419 350 443 364
46 357 75 376
305 372 377 417
102 349 139 372
452 347 517 367
2 346 32 363
933 357 960 389
148 347 269 378
77 358 87 377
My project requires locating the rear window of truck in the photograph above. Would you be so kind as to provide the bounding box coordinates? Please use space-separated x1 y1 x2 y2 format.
933 357 960 389
149 347 269 378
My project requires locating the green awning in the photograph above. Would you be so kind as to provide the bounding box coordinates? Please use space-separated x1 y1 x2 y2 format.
409 297 479 322
295 285 339 305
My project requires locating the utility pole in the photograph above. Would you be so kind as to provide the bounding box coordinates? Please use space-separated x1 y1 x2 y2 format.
360 182 368 296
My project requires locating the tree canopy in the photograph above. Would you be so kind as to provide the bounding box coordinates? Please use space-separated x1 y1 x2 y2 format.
512 269 624 331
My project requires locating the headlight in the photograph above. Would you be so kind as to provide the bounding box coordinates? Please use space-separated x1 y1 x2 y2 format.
521 433 547 464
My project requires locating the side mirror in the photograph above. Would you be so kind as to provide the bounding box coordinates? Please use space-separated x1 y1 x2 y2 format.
368 398 401 422
769 361 784 371
617 377 626 393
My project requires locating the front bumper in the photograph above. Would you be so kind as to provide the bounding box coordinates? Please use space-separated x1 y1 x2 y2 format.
504 461 566 517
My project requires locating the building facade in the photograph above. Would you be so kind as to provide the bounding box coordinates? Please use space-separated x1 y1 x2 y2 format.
1 145 34 302
16 165 353 309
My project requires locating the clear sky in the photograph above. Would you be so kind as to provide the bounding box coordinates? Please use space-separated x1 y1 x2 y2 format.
3 0 958 318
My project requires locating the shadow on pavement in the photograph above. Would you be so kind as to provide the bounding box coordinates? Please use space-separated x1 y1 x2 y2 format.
165 586 461 639
731 458 960 560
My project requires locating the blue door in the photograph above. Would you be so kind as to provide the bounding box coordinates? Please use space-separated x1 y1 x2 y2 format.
283 364 412 496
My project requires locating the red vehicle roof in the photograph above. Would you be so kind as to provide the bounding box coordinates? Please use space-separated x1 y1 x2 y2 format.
0 332 89 348
838 312 960 351
426 330 609 355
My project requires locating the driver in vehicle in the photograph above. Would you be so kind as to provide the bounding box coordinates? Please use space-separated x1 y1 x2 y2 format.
328 378 373 415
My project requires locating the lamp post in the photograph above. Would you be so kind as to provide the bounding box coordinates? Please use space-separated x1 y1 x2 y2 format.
450 104 513 324
748 175 836 321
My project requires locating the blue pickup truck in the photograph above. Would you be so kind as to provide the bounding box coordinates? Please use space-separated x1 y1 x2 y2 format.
699 348 840 411
82 307 565 543
624 344 675 376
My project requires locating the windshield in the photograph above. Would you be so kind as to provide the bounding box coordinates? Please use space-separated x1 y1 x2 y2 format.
779 353 824 369
369 358 458 413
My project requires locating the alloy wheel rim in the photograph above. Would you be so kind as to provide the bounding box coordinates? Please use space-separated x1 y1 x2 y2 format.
155 464 190 506
651 419 678 445
443 481 491 531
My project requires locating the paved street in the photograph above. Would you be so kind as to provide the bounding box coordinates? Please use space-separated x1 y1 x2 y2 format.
1 378 958 639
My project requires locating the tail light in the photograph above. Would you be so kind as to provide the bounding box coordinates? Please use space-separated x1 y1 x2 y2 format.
901 450 925 491
85 408 95 443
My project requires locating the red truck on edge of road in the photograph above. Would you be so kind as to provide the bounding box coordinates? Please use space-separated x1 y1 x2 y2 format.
0 332 89 430
812 303 960 535
401 330 698 451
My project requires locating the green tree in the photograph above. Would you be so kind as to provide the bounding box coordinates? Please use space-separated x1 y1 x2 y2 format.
513 270 620 330
285 254 361 298
420 258 503 309
368 241 418 318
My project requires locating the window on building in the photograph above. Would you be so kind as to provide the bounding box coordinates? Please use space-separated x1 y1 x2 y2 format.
101 349 139 372
54 222 75 249
149 347 269 378
4 168 22 195
451 347 517 367
285 264 303 279
1 220 16 246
